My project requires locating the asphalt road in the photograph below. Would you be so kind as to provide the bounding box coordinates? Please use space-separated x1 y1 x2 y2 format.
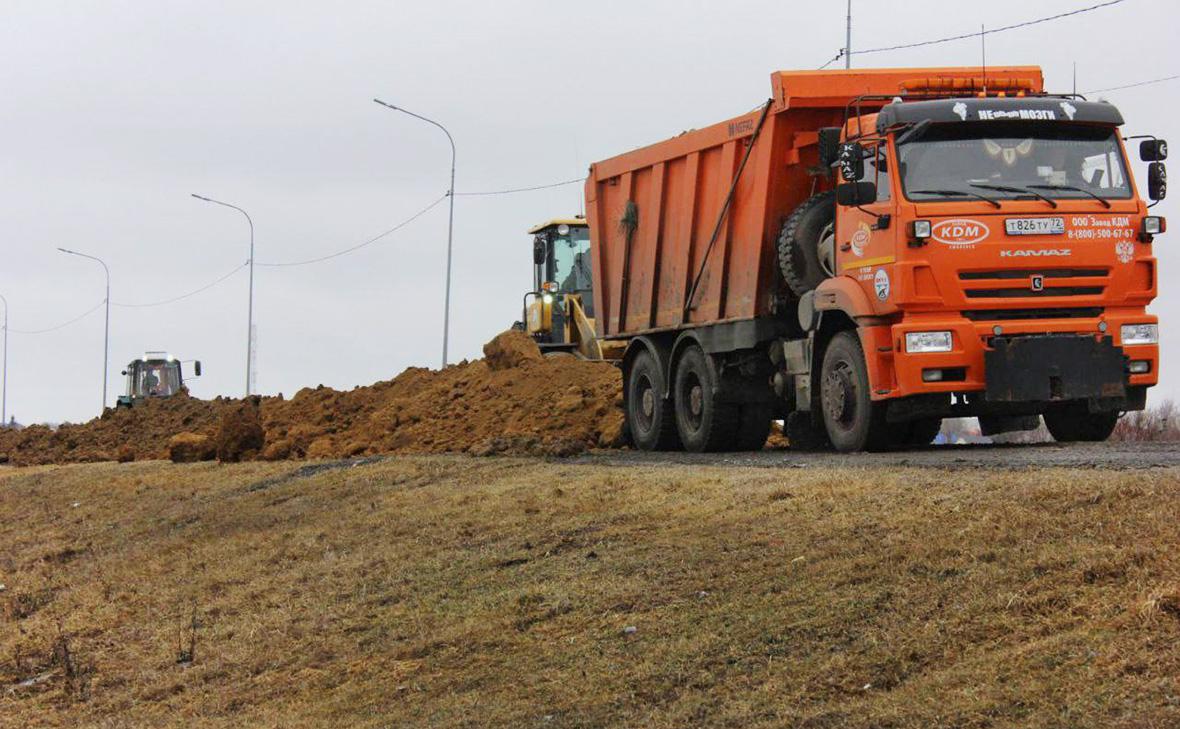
582 441 1180 470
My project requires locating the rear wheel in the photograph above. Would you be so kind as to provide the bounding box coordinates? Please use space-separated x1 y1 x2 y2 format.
673 345 740 452
819 331 891 452
625 349 680 451
1044 408 1119 442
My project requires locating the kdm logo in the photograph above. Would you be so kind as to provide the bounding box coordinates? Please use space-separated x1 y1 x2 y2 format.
932 219 990 246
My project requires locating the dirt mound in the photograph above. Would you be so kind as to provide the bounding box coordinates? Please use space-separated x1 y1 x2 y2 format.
0 331 626 465
216 398 265 463
168 432 216 463
482 329 544 371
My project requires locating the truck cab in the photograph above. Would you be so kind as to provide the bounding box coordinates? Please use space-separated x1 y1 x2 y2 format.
117 353 201 408
809 88 1165 448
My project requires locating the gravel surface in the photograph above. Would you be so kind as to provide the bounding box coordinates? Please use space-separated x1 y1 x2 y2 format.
580 440 1180 470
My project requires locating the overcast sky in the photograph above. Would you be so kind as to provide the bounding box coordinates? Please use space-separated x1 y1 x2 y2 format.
1 0 1176 424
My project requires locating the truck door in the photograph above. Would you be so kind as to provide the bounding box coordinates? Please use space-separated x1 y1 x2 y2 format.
836 142 897 309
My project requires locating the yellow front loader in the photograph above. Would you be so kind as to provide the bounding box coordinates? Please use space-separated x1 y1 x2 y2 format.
519 217 619 360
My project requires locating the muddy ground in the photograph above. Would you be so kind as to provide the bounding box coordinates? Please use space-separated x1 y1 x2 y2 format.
0 331 626 466
2 456 1178 727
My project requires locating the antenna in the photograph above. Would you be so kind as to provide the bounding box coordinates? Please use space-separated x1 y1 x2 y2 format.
845 0 852 69
980 24 987 95
1073 61 1077 95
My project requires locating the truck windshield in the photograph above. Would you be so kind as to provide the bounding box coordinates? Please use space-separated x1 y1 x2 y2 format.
898 122 1131 203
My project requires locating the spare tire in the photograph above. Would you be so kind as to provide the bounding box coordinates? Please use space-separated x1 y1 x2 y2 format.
778 191 836 297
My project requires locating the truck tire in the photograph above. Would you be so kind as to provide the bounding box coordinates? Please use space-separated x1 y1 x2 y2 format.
1044 409 1119 443
625 349 681 451
672 345 740 452
778 191 836 297
734 402 774 451
819 331 891 452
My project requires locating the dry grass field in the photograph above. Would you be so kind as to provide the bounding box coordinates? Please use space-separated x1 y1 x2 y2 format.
1 456 1179 727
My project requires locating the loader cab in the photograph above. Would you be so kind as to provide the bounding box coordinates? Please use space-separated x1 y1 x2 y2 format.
117 353 201 408
530 217 593 315
520 217 604 359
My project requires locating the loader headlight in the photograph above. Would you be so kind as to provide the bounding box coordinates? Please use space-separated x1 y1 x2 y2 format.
905 331 953 353
542 293 554 305
1121 323 1158 345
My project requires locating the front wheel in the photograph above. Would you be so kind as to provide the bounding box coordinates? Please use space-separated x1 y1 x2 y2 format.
1044 409 1119 442
819 331 891 452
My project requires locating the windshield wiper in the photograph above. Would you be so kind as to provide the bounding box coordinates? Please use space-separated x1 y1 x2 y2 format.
895 119 932 147
1027 184 1112 209
969 183 1058 209
909 188 1002 209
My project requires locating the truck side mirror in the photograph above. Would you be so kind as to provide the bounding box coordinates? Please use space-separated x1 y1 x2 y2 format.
838 142 865 182
121 370 127 376
836 181 877 207
1148 162 1167 201
818 127 842 167
194 361 202 377
1141 139 1168 162
533 235 547 265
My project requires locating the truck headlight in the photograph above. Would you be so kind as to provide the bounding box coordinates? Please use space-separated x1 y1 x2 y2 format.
905 331 953 353
910 220 932 239
1121 323 1158 345
1143 216 1165 235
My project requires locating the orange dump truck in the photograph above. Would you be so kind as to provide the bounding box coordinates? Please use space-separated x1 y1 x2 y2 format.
585 67 1167 452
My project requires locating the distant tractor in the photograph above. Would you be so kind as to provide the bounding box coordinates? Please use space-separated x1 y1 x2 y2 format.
117 352 201 408
520 217 615 360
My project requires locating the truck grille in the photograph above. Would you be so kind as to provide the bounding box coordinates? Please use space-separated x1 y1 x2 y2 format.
963 307 1104 321
959 268 1109 299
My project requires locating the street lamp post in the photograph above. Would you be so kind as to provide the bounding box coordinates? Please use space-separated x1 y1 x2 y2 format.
57 248 110 412
0 294 7 426
192 194 255 396
372 98 456 369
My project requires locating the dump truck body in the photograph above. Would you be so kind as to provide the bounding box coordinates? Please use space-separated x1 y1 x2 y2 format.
586 67 1165 452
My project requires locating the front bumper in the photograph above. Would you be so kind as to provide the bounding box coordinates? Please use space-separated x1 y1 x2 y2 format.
877 310 1158 402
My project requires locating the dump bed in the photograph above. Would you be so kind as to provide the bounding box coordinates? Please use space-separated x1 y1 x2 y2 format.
585 66 1044 339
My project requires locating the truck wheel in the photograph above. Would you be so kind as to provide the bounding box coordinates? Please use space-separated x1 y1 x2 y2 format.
819 331 890 452
1044 409 1119 442
778 191 836 297
785 410 831 451
733 402 774 451
625 349 680 451
672 345 740 452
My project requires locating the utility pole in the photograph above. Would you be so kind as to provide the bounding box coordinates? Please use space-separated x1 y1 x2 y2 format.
845 0 852 69
192 194 255 395
0 294 7 426
373 99 456 369
57 249 110 412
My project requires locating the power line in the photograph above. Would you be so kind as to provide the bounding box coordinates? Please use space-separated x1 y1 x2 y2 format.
9 299 105 335
256 193 448 268
817 49 845 70
1084 73 1180 94
453 177 584 196
821 0 1126 62
113 262 249 309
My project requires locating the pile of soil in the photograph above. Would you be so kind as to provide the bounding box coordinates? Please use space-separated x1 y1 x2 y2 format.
0 331 626 466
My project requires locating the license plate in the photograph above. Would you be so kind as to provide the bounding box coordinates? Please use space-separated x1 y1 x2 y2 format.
1005 217 1065 236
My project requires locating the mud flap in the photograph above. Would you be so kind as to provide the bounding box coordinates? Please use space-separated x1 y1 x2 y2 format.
985 335 1126 403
